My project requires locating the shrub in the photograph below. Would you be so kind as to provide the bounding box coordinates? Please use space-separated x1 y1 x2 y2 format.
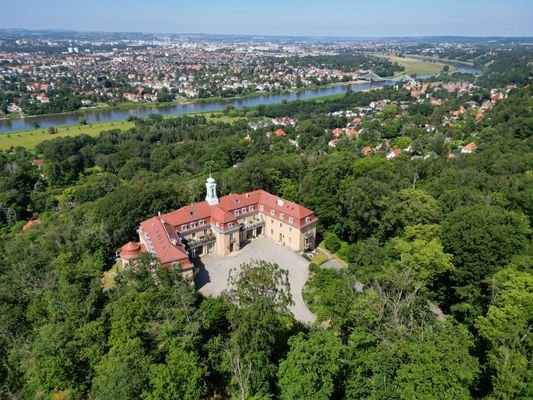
324 232 341 253
309 262 320 273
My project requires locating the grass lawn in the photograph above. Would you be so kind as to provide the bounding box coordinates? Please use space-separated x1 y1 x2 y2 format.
376 54 456 77
203 113 247 124
0 120 135 150
309 250 329 266
318 240 349 268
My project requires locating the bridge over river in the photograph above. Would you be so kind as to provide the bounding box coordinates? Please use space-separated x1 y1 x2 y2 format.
358 70 417 83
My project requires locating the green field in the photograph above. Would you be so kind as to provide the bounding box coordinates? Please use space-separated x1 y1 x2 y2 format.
375 54 456 77
0 120 136 150
0 112 247 151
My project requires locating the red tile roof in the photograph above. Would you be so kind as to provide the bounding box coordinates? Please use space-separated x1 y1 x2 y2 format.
31 159 44 169
139 217 191 267
23 219 40 231
362 146 373 155
120 241 143 260
162 201 212 227
461 143 478 153
134 189 316 267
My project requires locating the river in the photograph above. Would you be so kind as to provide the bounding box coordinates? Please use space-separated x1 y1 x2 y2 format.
0 65 480 134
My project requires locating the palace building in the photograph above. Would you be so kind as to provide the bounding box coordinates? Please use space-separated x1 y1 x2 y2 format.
119 176 317 274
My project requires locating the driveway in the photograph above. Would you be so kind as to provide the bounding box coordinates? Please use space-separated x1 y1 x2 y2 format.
195 236 316 323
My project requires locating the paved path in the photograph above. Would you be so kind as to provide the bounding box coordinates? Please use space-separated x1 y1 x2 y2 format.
195 236 316 323
316 247 342 270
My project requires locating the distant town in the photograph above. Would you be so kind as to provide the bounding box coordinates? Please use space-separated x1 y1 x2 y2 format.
2 30 524 118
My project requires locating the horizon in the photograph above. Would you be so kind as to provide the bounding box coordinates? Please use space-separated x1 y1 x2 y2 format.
2 27 533 40
1 0 532 37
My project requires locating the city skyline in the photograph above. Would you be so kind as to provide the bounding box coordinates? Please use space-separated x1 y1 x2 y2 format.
1 0 532 37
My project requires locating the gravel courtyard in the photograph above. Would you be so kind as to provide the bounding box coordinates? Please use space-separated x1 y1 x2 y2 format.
195 236 316 323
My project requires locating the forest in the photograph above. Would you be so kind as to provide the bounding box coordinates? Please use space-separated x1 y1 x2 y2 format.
0 47 532 399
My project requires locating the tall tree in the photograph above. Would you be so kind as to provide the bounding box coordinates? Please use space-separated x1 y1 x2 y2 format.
476 268 533 399
224 260 293 399
278 329 343 400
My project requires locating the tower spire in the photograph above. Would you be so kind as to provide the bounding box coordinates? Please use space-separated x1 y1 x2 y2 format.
205 174 219 205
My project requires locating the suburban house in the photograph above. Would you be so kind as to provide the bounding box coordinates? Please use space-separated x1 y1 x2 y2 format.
119 176 317 275
461 142 478 154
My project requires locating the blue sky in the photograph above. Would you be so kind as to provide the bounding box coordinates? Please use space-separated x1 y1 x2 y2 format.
1 0 532 37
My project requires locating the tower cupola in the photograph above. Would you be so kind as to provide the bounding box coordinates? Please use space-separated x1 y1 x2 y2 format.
205 175 219 205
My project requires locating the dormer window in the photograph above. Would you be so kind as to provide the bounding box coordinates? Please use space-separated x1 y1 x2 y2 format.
259 205 264 212
199 220 205 226
235 210 240 216
305 217 311 223
271 210 275 216
228 222 233 228
249 205 254 212
289 217 294 223
280 213 284 220
242 207 246 214
235 199 240 204
181 224 187 231
190 222 196 229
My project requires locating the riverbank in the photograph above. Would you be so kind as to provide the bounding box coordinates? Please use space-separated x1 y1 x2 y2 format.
0 80 367 124
0 79 386 134
0 88 359 150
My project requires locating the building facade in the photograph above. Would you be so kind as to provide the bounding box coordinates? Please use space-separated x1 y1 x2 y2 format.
120 176 317 274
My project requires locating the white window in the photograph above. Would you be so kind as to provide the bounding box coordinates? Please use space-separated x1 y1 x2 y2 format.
199 220 205 226
249 205 254 212
190 222 196 229
289 227 292 232
181 224 187 231
271 210 275 216
235 210 240 216
228 222 233 228
280 223 283 228
306 217 311 223
259 205 264 211
289 217 294 223
242 207 246 214
280 213 284 220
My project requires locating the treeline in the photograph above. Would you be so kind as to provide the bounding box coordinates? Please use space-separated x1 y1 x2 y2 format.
475 48 533 88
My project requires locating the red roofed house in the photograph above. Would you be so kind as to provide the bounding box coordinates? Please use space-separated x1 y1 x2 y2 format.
23 218 40 231
332 128 343 138
275 128 287 137
121 176 317 276
362 146 373 156
31 159 45 170
386 148 402 159
461 142 478 154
